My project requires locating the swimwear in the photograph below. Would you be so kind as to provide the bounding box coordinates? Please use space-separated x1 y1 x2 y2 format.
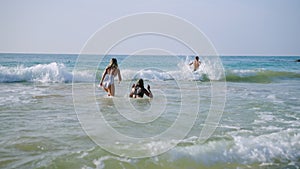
103 74 114 88
133 86 147 98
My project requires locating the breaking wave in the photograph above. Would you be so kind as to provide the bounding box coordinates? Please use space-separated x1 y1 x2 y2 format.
0 62 91 83
1 62 299 84
225 69 300 83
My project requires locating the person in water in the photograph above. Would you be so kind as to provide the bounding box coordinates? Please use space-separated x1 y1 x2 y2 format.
129 79 153 98
99 58 122 96
189 56 201 71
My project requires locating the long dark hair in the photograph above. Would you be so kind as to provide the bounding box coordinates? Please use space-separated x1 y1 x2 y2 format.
107 58 118 69
136 79 144 88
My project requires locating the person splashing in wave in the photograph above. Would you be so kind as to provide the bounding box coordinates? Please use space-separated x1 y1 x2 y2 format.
99 58 122 96
129 79 153 98
189 56 201 71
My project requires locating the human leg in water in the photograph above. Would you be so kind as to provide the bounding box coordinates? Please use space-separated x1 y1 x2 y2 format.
105 84 115 96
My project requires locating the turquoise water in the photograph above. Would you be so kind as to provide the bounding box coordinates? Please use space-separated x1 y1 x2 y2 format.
0 53 300 168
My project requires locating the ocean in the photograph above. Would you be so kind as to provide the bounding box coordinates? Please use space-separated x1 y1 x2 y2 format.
0 53 299 169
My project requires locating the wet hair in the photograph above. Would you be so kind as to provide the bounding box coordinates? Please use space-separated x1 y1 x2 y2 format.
136 79 144 88
195 56 199 61
108 58 118 69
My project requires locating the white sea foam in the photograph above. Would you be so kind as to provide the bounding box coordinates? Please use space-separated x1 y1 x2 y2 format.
0 62 215 83
0 62 94 83
121 69 174 81
231 69 265 74
118 55 224 81
165 130 300 166
120 66 206 81
88 129 300 168
93 155 135 169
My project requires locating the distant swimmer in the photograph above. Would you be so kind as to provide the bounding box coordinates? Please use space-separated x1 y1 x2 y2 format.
295 59 300 62
129 79 153 98
99 58 122 96
189 56 201 71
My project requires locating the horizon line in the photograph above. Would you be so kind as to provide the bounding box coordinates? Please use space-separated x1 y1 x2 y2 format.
0 52 299 57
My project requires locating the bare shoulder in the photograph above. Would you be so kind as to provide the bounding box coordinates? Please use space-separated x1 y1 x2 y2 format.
113 68 121 76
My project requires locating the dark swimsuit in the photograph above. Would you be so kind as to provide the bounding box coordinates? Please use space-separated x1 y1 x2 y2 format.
133 86 148 98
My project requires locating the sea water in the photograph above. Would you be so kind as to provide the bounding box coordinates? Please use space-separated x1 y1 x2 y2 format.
0 53 299 168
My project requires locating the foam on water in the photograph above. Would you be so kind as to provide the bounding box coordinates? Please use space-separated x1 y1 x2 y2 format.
3 56 298 84
0 62 70 83
121 68 205 81
120 57 212 81
0 62 94 83
1 54 300 168
0 61 214 83
87 129 300 169
166 130 299 166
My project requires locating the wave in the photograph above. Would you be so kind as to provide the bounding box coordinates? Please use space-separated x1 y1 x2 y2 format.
89 130 300 168
120 68 300 83
0 62 91 83
1 62 299 84
121 69 208 81
225 69 300 83
120 58 217 82
0 62 210 83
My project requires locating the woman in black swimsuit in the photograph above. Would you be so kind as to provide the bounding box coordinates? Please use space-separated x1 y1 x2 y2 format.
129 79 153 98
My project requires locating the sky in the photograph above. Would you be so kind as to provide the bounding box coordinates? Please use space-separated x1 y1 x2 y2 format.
0 0 300 56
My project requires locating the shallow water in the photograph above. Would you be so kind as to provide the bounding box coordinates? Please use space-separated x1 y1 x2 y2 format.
0 54 299 168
